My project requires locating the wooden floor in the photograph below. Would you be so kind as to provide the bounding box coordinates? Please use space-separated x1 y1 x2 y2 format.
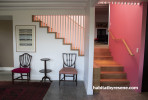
0 71 148 100
44 81 148 100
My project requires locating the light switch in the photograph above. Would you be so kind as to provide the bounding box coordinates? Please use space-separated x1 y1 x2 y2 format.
136 48 139 53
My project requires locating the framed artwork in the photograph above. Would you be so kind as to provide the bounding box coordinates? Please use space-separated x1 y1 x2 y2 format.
15 25 36 52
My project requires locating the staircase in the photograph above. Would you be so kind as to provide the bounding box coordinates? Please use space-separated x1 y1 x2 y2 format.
94 47 130 87
32 15 85 56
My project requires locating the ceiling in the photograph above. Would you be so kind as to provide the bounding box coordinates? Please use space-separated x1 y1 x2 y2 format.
0 0 147 10
98 0 148 3
0 0 90 10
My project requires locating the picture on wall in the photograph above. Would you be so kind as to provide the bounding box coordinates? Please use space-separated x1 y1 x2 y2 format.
15 25 36 52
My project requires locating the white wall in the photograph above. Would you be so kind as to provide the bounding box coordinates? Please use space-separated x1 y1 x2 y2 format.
0 10 84 81
95 15 108 23
95 6 109 23
84 7 95 95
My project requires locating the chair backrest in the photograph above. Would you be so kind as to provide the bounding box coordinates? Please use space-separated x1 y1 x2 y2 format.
63 53 76 68
19 53 32 68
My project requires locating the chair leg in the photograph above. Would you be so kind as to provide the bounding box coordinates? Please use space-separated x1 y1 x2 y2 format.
29 73 30 81
64 74 65 81
27 73 29 84
21 73 23 79
12 72 14 84
76 74 77 86
59 74 61 86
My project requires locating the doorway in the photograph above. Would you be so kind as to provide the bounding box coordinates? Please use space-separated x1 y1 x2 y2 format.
0 16 14 68
96 28 108 44
95 4 109 47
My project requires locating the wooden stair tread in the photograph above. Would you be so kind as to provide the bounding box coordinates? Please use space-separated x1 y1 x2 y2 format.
100 79 129 82
93 62 123 68
101 71 127 79
94 60 119 64
101 72 126 74
94 48 111 57
94 56 113 60
94 55 112 58
100 65 123 67
94 61 122 67
48 32 56 33
94 48 110 50
94 53 110 55
64 43 72 45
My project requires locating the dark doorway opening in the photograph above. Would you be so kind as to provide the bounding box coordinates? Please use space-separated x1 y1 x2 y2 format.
95 4 109 46
96 29 108 44
142 4 148 92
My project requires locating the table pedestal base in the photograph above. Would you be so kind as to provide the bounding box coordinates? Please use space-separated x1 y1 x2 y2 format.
41 76 52 83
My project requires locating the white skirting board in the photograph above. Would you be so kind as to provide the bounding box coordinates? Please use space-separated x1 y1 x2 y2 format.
0 67 14 71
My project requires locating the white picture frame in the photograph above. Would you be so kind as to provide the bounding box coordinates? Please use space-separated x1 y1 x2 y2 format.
15 25 36 52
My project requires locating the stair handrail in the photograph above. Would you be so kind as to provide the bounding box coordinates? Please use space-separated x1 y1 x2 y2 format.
67 16 84 29
109 29 134 56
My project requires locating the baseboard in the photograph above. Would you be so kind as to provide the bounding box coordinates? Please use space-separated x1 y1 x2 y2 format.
13 74 84 81
31 75 84 81
0 67 14 71
87 87 93 95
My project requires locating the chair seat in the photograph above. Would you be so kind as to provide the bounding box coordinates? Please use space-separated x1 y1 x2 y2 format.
12 68 30 73
59 67 77 74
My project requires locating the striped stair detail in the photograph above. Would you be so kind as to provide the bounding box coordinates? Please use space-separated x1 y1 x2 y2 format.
32 15 85 56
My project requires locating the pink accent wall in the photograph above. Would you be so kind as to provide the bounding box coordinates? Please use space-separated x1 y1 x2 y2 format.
109 3 147 92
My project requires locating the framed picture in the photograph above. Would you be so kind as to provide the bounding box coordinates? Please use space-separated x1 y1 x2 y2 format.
15 25 36 52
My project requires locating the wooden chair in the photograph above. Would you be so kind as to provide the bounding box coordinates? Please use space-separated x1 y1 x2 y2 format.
12 53 32 84
59 53 77 86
